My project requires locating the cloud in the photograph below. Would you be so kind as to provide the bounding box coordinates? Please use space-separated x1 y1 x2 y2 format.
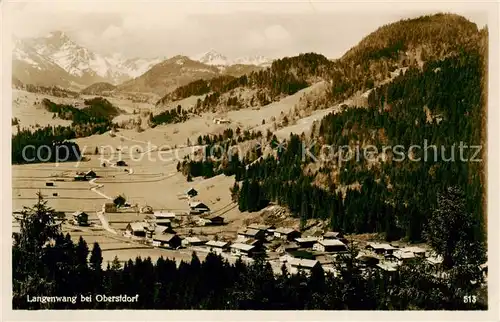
264 25 291 43
102 25 123 39
239 24 293 56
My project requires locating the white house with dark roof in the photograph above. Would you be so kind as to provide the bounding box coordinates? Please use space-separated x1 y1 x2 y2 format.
182 236 206 247
153 211 176 219
205 240 230 254
365 243 397 255
152 234 182 249
287 258 321 271
313 239 348 253
294 237 318 248
238 228 266 241
274 227 301 241
385 250 416 264
125 222 148 237
230 243 256 257
189 201 210 214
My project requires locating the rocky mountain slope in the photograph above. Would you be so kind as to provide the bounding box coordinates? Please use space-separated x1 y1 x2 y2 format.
12 31 163 88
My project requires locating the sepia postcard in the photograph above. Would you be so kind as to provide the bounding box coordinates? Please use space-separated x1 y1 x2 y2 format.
1 0 499 321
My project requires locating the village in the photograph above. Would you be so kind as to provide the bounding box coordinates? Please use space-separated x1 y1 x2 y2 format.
27 176 447 276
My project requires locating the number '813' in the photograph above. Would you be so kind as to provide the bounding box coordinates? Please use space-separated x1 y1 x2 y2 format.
463 295 477 303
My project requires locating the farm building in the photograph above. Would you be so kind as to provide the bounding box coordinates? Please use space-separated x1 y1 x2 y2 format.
125 222 147 237
244 238 263 250
153 211 176 219
152 234 182 249
198 215 224 226
182 237 206 247
186 188 198 198
313 239 348 253
208 215 224 225
189 202 210 214
385 250 416 263
322 231 344 240
287 258 321 271
205 240 230 254
45 182 54 187
230 243 256 257
238 228 266 241
274 228 301 241
294 237 318 248
72 211 89 226
74 174 87 181
155 218 172 227
85 170 97 179
146 225 172 238
287 250 316 260
365 243 397 255
116 160 127 167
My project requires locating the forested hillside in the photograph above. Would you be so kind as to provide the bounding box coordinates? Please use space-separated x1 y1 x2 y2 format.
159 14 483 115
178 14 487 262
327 13 484 103
80 82 117 95
157 53 332 110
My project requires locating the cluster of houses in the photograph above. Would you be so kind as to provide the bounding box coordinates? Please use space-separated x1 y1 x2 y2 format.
190 224 352 270
74 170 97 181
358 242 442 272
123 203 225 248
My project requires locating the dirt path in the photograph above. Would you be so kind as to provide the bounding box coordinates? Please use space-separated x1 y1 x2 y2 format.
96 211 117 234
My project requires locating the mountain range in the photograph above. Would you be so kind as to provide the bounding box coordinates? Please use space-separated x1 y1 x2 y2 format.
190 49 273 67
12 31 273 94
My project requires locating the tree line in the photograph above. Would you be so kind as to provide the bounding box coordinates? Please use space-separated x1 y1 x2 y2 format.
12 97 120 164
149 105 189 127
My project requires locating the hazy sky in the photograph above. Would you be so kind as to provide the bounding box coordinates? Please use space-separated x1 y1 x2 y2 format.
6 1 490 60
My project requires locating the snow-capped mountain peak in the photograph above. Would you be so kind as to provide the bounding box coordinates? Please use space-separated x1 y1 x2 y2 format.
13 30 164 86
190 50 273 67
233 54 273 67
191 49 230 66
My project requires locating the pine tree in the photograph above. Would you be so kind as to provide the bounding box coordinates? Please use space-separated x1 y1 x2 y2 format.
89 242 103 271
